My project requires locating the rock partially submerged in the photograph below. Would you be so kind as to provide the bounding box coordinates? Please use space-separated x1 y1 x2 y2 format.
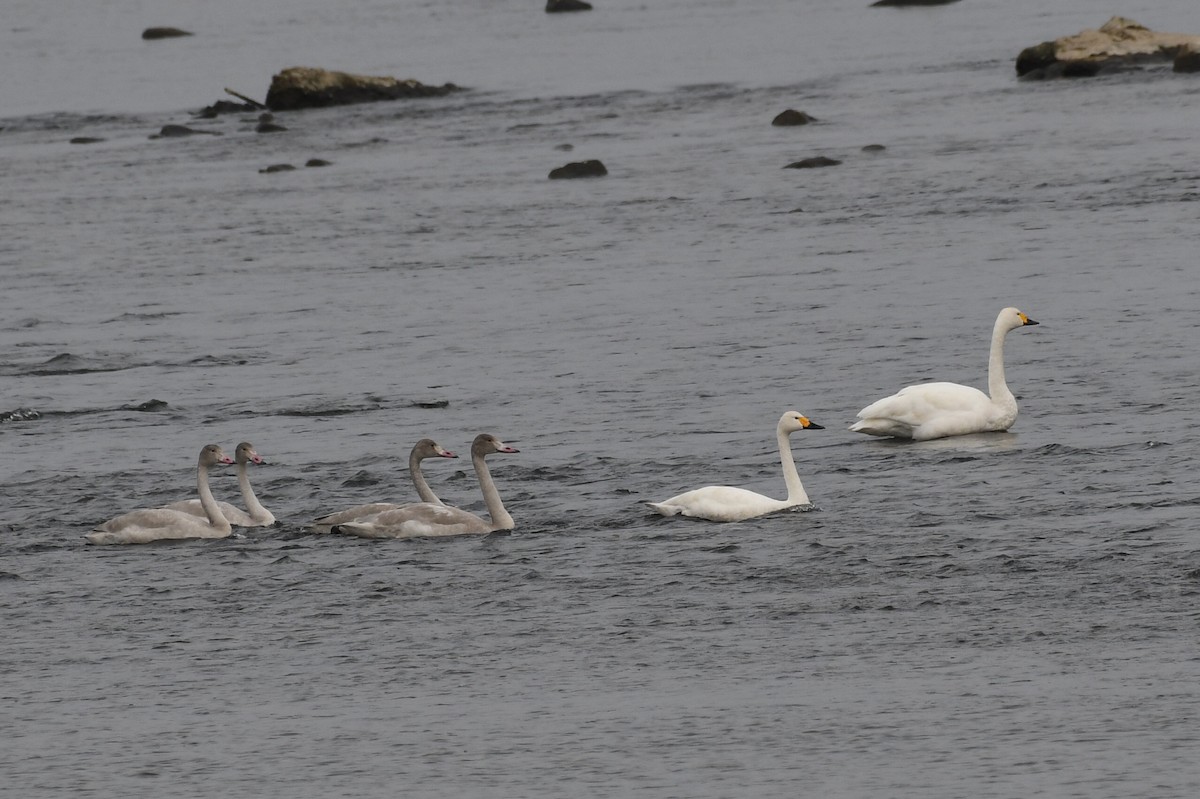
265 67 461 111
1016 17 1200 79
546 0 593 11
784 156 842 169
548 159 607 179
871 0 960 6
772 109 817 126
142 27 192 40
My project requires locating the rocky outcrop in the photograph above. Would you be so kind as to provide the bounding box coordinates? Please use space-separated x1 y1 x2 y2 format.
1175 43 1200 73
548 159 607 179
1016 17 1200 78
265 67 462 111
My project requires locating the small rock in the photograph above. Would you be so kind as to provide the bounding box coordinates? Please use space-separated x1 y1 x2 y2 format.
870 0 960 6
150 124 221 139
772 109 816 126
546 0 593 12
265 66 462 111
412 399 450 409
549 159 607 179
784 156 842 169
194 100 258 118
259 163 297 174
255 113 288 133
130 399 168 412
142 27 193 40
69 137 105 145
305 158 332 168
554 143 574 151
861 143 887 152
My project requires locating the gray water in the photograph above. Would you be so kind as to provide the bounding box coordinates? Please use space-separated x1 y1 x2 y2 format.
3 0 1200 796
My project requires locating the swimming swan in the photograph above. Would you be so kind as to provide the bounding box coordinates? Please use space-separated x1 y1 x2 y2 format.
166 441 275 527
332 434 518 538
646 411 824 522
85 444 235 545
849 306 1039 441
310 438 457 533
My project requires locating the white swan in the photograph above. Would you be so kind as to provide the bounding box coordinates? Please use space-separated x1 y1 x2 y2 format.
85 444 235 545
646 411 824 522
333 434 518 538
165 441 275 527
849 306 1039 441
310 438 457 533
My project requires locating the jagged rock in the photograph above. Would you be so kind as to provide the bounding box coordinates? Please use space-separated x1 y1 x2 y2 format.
772 109 816 126
265 67 462 111
0 407 40 423
1175 43 1200 73
548 159 607 179
142 27 192 40
546 0 592 12
1016 17 1200 79
784 156 842 169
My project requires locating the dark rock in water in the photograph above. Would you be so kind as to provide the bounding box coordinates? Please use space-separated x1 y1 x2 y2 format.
69 137 105 144
195 100 257 118
259 163 297 174
1175 44 1200 72
772 109 816 126
1016 17 1200 79
784 156 842 169
554 143 574 151
142 27 193 40
265 67 463 111
546 0 593 12
412 399 450 409
150 124 222 139
861 143 887 152
548 159 607 179
305 158 332 168
0 407 40 423
870 0 959 6
130 399 168 412
255 113 288 133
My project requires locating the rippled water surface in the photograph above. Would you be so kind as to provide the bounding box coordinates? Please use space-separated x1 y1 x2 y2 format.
4 0 1200 796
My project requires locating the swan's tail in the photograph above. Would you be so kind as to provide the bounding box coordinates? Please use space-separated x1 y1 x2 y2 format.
645 501 681 517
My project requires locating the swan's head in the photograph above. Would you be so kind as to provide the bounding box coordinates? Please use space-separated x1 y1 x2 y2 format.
235 442 264 465
200 444 235 467
414 438 457 459
473 433 520 456
779 411 824 433
999 307 1039 331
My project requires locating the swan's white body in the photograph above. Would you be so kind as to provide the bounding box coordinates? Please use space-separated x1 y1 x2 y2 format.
850 307 1039 441
334 434 518 539
166 442 275 527
85 445 235 545
310 439 457 533
647 411 823 522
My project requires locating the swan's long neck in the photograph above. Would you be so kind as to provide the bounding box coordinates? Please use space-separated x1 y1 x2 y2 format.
410 451 442 505
986 316 1017 414
473 451 513 531
237 461 273 524
198 459 232 533
777 425 809 506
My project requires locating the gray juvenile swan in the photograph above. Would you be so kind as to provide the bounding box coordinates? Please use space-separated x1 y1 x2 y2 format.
310 438 457 533
332 434 518 538
166 441 275 527
850 307 1039 441
86 444 235 545
646 411 824 522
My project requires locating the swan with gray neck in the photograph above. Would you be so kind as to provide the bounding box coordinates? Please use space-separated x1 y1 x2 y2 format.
333 434 518 538
86 444 235 544
166 442 275 527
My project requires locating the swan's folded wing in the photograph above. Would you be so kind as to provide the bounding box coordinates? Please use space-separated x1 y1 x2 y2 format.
857 381 991 424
